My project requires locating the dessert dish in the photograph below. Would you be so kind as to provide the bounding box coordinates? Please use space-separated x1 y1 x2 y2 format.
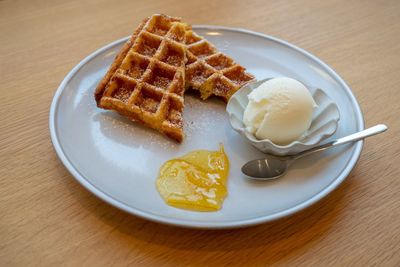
227 78 340 155
94 14 254 142
50 19 364 225
156 144 229 211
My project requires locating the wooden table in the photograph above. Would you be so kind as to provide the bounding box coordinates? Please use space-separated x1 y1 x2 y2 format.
1 0 399 266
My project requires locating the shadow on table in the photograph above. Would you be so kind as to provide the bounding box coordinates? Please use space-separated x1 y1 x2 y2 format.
59 148 361 265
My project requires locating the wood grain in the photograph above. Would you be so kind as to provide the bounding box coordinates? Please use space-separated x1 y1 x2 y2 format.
1 0 399 266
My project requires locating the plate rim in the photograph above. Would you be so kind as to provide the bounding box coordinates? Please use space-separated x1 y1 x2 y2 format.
49 25 364 229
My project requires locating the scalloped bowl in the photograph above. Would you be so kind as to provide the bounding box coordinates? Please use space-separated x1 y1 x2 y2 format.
226 78 340 156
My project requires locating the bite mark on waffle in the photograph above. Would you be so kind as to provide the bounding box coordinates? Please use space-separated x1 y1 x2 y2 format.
184 30 255 102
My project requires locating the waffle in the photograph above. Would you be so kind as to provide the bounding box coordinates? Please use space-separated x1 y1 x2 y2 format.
184 30 255 102
94 14 187 142
95 14 255 142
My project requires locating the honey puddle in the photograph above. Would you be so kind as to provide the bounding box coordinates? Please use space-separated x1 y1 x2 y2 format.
156 144 229 211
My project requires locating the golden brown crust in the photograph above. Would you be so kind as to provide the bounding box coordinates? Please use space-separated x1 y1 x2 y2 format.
94 14 187 142
94 18 149 105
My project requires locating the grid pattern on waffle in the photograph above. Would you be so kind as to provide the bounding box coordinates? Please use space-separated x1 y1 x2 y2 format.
184 30 255 102
97 15 187 142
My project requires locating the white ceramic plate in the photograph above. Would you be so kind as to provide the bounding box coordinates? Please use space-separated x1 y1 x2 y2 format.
49 26 364 229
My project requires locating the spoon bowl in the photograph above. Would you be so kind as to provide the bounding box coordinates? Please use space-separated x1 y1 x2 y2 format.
242 156 290 180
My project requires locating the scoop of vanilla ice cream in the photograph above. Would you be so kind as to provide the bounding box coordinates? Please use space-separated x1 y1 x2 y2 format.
243 77 317 145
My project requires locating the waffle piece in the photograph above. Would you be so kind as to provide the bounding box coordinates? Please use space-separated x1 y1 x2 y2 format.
94 14 187 142
185 30 255 102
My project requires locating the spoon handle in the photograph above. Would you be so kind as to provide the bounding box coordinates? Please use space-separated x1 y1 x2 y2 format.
292 124 388 160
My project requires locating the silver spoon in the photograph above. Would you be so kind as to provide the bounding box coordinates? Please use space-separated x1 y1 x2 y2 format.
242 124 388 180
